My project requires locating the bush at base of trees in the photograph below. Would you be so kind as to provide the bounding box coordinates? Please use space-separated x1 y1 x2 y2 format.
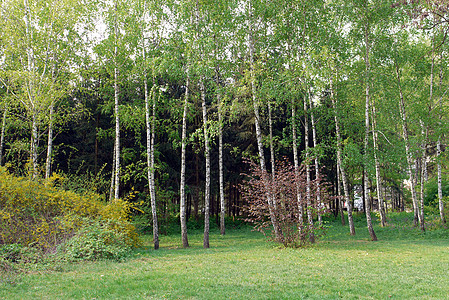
240 159 329 247
0 167 141 260
58 218 133 261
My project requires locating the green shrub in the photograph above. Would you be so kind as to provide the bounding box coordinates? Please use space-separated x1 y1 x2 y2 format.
0 244 24 263
0 167 141 256
59 218 132 261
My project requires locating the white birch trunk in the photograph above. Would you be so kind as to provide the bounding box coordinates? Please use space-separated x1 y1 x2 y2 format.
371 100 386 226
337 164 345 225
45 103 54 179
113 1 120 200
268 101 277 212
218 92 226 235
0 105 7 166
437 139 445 223
268 102 276 177
143 43 159 249
292 100 304 233
437 49 445 224
24 0 38 179
364 23 377 241
419 121 427 232
30 113 39 178
309 96 322 226
200 78 211 249
395 63 420 226
330 77 355 235
180 68 190 248
304 93 315 243
213 41 225 235
150 87 159 249
248 2 282 243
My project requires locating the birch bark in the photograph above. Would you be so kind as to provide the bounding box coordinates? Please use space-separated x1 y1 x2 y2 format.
371 99 386 226
304 92 315 243
292 100 304 233
180 67 190 248
24 0 39 179
268 101 278 212
437 140 445 223
45 104 54 179
419 121 427 232
113 0 120 200
200 78 210 249
395 62 420 226
248 1 282 243
0 105 6 166
364 23 377 241
330 77 355 235
143 42 159 249
218 91 226 235
309 95 322 226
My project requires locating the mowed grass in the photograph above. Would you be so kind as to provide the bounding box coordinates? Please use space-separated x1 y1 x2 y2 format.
1 212 449 299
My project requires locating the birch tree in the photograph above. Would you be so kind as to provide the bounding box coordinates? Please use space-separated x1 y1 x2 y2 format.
1 0 84 179
247 0 283 243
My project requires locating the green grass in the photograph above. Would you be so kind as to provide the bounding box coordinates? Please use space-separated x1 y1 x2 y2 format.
1 212 449 299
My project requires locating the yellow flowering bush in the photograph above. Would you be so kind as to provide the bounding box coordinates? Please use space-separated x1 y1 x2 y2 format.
0 167 141 252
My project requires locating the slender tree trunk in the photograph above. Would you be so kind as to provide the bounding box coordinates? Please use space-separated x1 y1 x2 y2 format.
200 78 211 249
364 23 377 241
330 77 355 235
419 121 427 232
150 82 159 249
24 0 38 179
113 0 120 200
143 48 159 249
248 5 283 243
395 62 420 226
268 101 276 177
437 49 445 224
30 113 39 178
337 164 346 225
180 67 190 248
371 99 386 226
218 92 226 235
268 101 278 213
45 103 54 179
309 95 322 226
304 92 315 243
214 46 226 235
437 139 445 223
292 99 304 235
0 105 8 166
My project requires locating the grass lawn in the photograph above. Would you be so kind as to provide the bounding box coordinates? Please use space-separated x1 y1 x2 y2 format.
1 212 448 299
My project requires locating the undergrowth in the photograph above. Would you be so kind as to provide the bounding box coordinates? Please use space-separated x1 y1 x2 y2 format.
0 167 140 269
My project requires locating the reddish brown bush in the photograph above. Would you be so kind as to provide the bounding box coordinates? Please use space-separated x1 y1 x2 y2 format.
240 159 330 247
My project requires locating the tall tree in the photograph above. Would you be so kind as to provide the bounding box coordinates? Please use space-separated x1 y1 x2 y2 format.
247 0 283 243
1 0 84 179
330 74 356 235
363 19 377 241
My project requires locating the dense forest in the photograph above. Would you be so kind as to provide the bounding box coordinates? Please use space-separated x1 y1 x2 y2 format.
1 0 449 249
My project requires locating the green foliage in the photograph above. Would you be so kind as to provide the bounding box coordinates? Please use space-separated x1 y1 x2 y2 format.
424 179 449 206
0 244 42 265
59 218 132 262
0 167 141 254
